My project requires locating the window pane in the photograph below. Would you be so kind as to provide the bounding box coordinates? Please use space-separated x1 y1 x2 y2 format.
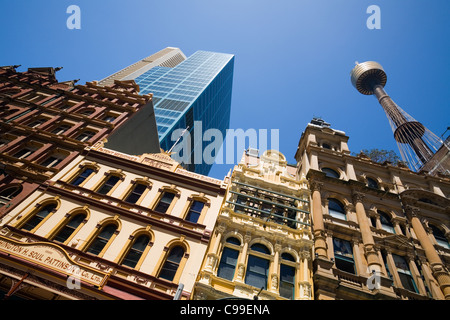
399 273 418 293
245 255 269 290
54 213 86 243
167 246 184 263
97 176 120 194
322 168 339 178
281 252 295 262
250 243 270 255
86 224 116 255
22 204 56 231
159 246 185 281
333 238 356 274
226 237 241 246
217 247 239 281
71 168 94 186
280 264 295 299
124 183 146 204
185 201 204 223
159 261 179 281
122 236 150 268
154 192 175 213
328 199 346 220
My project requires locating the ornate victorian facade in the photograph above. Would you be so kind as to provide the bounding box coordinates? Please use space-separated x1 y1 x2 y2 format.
193 149 313 300
0 142 226 299
0 66 156 221
295 118 450 300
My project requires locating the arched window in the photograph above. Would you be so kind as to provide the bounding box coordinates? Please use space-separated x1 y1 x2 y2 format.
121 234 151 268
378 210 395 234
226 237 241 246
322 167 339 179
86 224 117 256
328 198 346 220
322 143 332 150
154 191 175 214
70 167 95 186
53 213 86 243
367 177 379 189
430 225 449 249
281 252 295 262
245 244 271 290
185 200 205 223
0 185 22 207
21 203 57 231
158 246 185 281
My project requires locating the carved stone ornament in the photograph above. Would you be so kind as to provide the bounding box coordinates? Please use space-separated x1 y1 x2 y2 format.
309 180 323 193
352 191 365 203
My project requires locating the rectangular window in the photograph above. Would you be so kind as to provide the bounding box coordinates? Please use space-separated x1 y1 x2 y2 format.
75 131 96 142
185 200 204 223
217 247 239 281
393 254 418 293
245 255 269 290
41 156 63 168
13 148 33 159
97 175 120 195
279 264 296 299
154 192 175 213
124 183 147 204
333 238 356 274
71 168 94 186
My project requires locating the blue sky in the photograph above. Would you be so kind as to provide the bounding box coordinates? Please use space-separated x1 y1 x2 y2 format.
1 0 449 179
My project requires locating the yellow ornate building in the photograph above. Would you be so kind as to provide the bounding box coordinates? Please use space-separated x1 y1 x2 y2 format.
0 142 226 300
193 149 313 300
295 118 450 300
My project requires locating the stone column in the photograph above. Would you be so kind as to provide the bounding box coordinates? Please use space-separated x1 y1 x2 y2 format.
418 258 445 300
351 238 365 276
405 205 450 299
270 244 282 293
299 251 312 299
385 249 402 288
236 234 251 282
406 255 427 296
310 180 328 259
205 224 225 272
352 191 381 272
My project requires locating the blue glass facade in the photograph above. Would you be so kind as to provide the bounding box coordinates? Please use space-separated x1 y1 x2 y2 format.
134 51 234 175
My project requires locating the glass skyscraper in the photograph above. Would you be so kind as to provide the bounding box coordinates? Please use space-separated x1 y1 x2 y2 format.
100 48 234 175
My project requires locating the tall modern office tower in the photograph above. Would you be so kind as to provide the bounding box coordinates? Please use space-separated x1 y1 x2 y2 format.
99 48 235 175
